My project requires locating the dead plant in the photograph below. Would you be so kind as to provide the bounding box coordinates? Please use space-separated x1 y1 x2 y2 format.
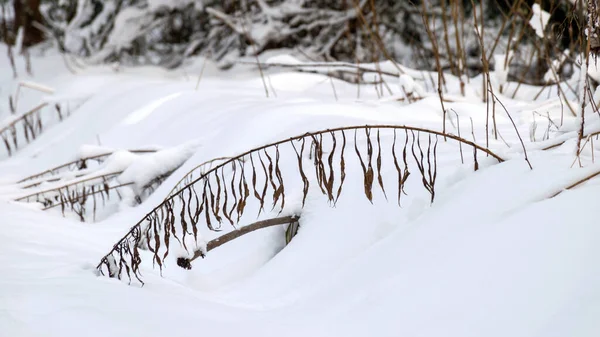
17 149 157 183
96 124 504 285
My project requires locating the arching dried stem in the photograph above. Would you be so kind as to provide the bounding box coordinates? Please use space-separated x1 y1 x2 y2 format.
96 125 504 285
17 149 157 183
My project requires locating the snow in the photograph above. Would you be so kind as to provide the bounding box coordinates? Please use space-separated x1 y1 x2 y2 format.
106 7 150 51
494 52 512 88
587 61 600 83
118 140 200 193
147 0 194 11
398 73 426 98
529 4 551 38
121 92 183 125
76 144 124 159
399 73 415 93
265 54 304 65
1 43 600 337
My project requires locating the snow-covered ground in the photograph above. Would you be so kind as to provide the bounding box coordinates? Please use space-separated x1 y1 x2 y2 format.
1 44 600 337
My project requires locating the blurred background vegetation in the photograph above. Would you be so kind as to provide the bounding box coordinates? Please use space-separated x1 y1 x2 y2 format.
0 1 598 85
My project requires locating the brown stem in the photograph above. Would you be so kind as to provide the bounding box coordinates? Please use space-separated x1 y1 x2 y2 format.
41 182 134 210
489 91 533 169
16 171 125 201
185 215 300 264
17 149 156 183
548 169 600 198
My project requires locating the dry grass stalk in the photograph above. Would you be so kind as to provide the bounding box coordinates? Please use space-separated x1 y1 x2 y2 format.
0 102 49 156
549 168 600 199
489 90 533 169
17 167 178 222
576 0 596 164
16 171 125 221
14 149 171 222
165 156 235 198
421 0 448 140
16 149 157 183
178 215 301 269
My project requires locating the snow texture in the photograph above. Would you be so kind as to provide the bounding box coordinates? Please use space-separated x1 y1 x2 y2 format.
529 4 551 38
494 52 512 87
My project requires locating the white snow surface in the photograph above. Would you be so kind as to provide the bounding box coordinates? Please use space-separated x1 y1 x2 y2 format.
1 46 600 337
148 0 194 11
529 4 551 38
494 52 512 87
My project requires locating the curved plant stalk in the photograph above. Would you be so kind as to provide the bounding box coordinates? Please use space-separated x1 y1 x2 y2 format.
16 171 125 222
16 171 125 200
96 125 504 285
42 182 134 211
41 182 134 222
12 81 55 114
489 91 533 169
16 163 177 222
36 169 178 222
134 169 180 205
164 156 234 198
548 168 600 199
177 215 301 270
17 149 157 183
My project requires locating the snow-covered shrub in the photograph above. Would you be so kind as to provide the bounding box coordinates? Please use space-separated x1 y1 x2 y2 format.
27 0 581 82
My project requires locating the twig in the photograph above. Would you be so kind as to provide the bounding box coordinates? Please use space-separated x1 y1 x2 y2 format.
548 168 600 198
490 90 533 169
183 215 300 265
